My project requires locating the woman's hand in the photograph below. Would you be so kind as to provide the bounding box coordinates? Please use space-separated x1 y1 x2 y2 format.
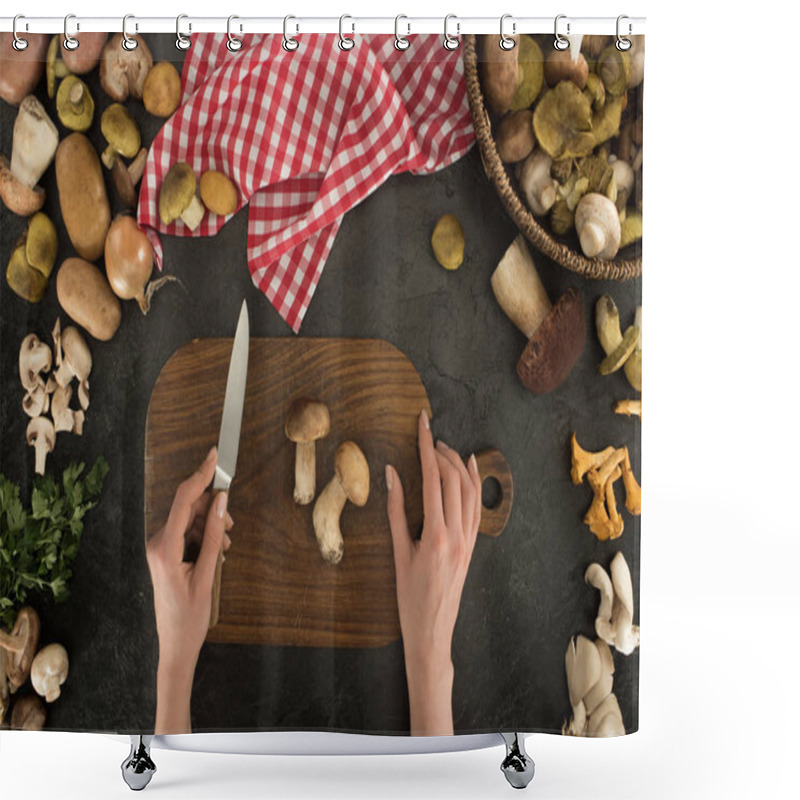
385 409 482 735
145 446 232 734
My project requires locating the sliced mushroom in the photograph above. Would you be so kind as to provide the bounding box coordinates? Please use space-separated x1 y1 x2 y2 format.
19 333 52 392
31 643 69 703
51 384 75 433
285 399 331 505
54 325 92 389
52 317 62 367
27 416 55 476
99 33 153 102
0 607 41 692
22 381 49 418
159 162 205 230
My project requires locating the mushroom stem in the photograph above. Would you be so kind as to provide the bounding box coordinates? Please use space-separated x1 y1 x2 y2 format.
294 441 317 506
614 399 641 418
0 629 26 654
180 194 205 231
491 234 552 338
312 477 348 565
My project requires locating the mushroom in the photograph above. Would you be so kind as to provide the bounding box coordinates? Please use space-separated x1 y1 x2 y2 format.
614 398 641 418
159 162 205 230
0 607 41 692
510 35 544 112
100 103 141 169
312 441 370 565
570 433 615 485
27 416 55 476
495 110 535 164
544 49 589 89
595 295 638 374
143 61 182 118
564 635 600 736
533 81 594 160
583 564 615 651
31 644 69 703
54 325 92 392
10 694 46 730
6 212 58 304
624 306 642 391
19 333 52 392
22 382 49 418
430 213 465 271
51 384 76 433
491 235 585 394
200 170 239 217
519 150 557 216
610 158 634 210
479 35 519 116
0 33 49 106
112 147 148 209
585 465 624 541
575 193 621 260
582 639 615 718
620 447 641 515
55 75 94 132
285 398 331 505
52 317 62 367
99 33 153 102
61 32 108 75
0 649 9 724
597 45 631 96
45 35 70 99
0 96 59 217
610 552 640 655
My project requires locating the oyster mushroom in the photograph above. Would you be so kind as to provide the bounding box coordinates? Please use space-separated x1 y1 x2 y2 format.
564 635 601 736
584 565 615 648
0 607 41 692
0 96 59 217
519 150 557 216
584 553 640 656
576 193 622 261
27 416 56 476
19 333 52 392
0 33 49 106
56 75 94 132
99 33 153 102
100 103 141 169
10 694 46 730
31 644 69 703
285 398 331 505
159 162 205 230
533 81 594 160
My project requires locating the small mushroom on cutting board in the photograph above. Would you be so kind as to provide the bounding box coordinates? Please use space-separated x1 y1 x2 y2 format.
285 398 331 505
585 553 640 656
491 234 585 395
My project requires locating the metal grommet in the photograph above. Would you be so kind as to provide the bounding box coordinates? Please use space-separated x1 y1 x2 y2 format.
176 14 191 51
394 15 410 51
499 14 516 50
63 14 79 51
443 14 460 51
12 15 28 51
121 15 138 50
227 15 243 52
616 14 632 51
339 14 355 51
283 15 299 52
554 14 570 51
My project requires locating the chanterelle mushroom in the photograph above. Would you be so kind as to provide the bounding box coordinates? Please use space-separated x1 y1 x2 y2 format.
159 162 205 231
491 234 585 394
0 96 59 216
31 643 69 703
27 416 56 476
570 433 614 485
0 607 41 692
285 398 331 505
99 33 153 102
312 441 370 565
19 333 52 392
54 325 92 391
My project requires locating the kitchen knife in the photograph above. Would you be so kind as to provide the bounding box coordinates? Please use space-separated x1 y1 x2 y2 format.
209 299 249 629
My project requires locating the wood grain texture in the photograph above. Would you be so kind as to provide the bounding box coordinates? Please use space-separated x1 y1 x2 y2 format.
475 448 513 537
145 338 431 648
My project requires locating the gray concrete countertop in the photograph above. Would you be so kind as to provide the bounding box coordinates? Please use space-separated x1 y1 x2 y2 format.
0 35 640 735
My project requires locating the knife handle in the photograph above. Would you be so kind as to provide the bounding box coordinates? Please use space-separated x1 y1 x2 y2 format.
209 549 224 629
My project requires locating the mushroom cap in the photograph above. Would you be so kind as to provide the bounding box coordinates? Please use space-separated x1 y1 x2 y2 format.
575 193 622 260
143 61 182 118
533 81 594 160
0 33 49 106
200 170 238 217
334 441 370 507
0 154 45 216
99 33 153 102
26 415 55 449
10 694 46 730
2 607 41 691
516 286 585 394
159 162 198 225
544 49 589 89
31 643 69 703
60 326 92 381
285 398 330 443
101 103 141 159
61 32 108 75
56 75 95 132
19 333 52 390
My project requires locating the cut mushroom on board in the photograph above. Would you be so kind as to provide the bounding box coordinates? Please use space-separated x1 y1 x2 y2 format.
0 96 59 216
312 441 370 565
0 607 41 692
51 384 75 433
27 416 56 476
31 644 69 703
491 235 585 395
585 552 640 656
285 398 331 505
54 325 92 391
22 382 49 418
159 162 205 230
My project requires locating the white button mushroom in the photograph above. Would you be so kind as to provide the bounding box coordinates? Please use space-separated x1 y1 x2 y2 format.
31 643 69 703
19 332 52 392
54 325 92 391
27 416 56 476
575 193 622 260
519 150 558 217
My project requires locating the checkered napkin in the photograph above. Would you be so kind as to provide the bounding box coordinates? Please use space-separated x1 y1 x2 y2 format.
137 33 474 332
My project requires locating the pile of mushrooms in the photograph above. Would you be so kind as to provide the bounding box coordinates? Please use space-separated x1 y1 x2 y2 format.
0 607 70 730
585 552 640 655
480 33 644 260
20 319 92 475
571 432 641 541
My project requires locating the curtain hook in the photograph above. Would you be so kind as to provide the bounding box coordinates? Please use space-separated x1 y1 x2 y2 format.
122 15 138 51
394 15 410 51
339 15 355 51
554 14 570 51
227 15 243 52
176 14 191 51
63 14 79 51
12 15 28 51
616 15 632 51
283 15 299 52
443 14 460 51
499 14 516 50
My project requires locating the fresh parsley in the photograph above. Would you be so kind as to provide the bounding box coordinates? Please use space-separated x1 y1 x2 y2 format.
0 457 109 629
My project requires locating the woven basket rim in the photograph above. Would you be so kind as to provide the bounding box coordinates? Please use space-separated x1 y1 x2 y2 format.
462 34 641 282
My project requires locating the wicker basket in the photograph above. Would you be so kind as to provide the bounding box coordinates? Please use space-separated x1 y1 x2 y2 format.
462 34 641 281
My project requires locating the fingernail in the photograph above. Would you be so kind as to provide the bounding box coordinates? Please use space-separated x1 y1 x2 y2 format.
215 492 228 518
469 454 478 472
421 409 430 430
385 464 393 491
225 512 234 527
224 533 232 547
222 554 226 563
205 446 216 463
436 440 449 451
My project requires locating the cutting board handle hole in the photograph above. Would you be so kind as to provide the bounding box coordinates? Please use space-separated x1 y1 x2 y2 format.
481 476 502 511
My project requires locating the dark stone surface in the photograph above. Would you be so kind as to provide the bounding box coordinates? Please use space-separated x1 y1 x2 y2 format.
0 35 640 736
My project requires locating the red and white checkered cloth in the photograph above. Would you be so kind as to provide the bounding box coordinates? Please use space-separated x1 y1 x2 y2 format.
138 34 474 332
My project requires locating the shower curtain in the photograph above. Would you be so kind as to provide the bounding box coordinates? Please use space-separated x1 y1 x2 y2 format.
0 28 642 739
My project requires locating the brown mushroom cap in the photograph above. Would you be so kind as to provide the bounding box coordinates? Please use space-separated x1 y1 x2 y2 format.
99 33 153 102
334 441 370 507
10 694 46 730
159 162 197 225
0 607 41 691
0 34 49 106
142 61 182 118
285 398 330 443
61 32 109 75
516 287 586 394
0 155 45 216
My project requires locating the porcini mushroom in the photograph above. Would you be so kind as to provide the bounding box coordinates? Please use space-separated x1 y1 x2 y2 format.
0 96 59 216
100 103 141 169
491 234 585 395
10 694 46 730
519 150 557 217
19 333 52 393
99 33 153 102
312 441 370 565
143 61 182 118
54 325 91 392
595 294 638 374
0 607 41 692
27 416 55 476
159 162 205 230
112 147 149 209
31 643 69 703
0 33 49 106
575 193 621 260
285 398 331 505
